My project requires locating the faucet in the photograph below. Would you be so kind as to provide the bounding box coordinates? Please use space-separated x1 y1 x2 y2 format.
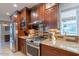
50 32 56 45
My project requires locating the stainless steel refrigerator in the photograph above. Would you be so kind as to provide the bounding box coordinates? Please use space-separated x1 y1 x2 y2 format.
10 22 18 52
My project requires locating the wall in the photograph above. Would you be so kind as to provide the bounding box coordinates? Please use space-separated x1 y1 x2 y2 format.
0 24 1 48
59 3 79 11
0 23 10 42
2 25 10 35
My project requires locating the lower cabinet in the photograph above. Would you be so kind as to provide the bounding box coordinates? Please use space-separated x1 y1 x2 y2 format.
5 35 10 42
40 44 79 56
18 38 26 55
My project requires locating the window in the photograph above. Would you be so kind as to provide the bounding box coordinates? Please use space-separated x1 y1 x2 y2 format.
60 9 77 36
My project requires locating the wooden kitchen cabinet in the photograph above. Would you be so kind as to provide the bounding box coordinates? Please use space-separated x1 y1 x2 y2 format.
18 38 26 55
17 7 31 36
37 4 45 21
31 4 45 22
40 44 79 56
44 4 59 28
31 8 38 22
31 3 59 29
4 35 10 42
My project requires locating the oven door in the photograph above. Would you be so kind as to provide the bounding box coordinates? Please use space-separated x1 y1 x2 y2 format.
26 43 40 56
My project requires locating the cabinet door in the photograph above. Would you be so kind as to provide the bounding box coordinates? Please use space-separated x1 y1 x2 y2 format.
31 9 38 22
18 38 21 51
37 4 45 21
5 35 10 42
40 44 79 56
18 38 26 55
44 4 59 28
23 39 26 55
31 4 45 22
21 39 24 53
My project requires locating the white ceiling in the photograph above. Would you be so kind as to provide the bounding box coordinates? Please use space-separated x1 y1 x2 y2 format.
0 3 38 22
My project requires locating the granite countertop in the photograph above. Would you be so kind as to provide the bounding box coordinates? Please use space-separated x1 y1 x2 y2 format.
41 39 79 54
19 36 27 39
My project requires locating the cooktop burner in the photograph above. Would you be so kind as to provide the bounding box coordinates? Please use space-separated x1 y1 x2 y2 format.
26 40 40 47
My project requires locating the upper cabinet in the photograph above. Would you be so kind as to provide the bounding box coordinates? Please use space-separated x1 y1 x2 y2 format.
44 4 59 29
17 7 31 36
31 4 45 22
16 3 59 36
31 8 38 22
37 4 45 21
31 3 59 29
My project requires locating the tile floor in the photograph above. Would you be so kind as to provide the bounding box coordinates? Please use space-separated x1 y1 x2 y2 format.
0 41 25 56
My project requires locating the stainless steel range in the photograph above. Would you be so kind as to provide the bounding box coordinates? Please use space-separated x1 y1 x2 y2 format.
26 36 43 56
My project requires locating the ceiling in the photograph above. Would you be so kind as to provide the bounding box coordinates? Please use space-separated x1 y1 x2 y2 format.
0 3 38 22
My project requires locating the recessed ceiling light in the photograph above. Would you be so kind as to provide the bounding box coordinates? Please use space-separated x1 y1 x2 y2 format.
6 12 10 16
13 4 18 8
